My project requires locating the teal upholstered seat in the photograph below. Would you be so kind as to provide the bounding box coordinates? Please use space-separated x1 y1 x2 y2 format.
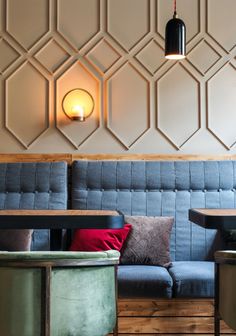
0 250 120 336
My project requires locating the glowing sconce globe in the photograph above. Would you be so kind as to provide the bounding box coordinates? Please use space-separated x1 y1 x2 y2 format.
62 88 95 122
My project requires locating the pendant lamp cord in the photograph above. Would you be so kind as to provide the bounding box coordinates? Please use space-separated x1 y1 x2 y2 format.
174 0 177 17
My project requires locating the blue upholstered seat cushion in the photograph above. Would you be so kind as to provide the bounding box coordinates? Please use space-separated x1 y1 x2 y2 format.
168 261 214 298
117 265 173 298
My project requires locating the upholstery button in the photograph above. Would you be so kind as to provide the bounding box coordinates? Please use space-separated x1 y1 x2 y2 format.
204 189 207 192
219 188 222 192
189 189 193 192
174 189 178 192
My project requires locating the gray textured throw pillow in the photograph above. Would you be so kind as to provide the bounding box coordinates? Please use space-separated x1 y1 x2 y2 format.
121 216 174 267
0 229 33 251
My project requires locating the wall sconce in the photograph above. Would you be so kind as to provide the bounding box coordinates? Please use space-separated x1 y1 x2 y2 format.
62 88 94 121
165 0 186 60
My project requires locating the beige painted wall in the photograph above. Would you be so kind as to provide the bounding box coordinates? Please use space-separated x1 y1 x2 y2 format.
0 0 235 154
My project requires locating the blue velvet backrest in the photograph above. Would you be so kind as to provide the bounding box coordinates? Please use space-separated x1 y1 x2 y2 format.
71 160 236 261
0 162 68 250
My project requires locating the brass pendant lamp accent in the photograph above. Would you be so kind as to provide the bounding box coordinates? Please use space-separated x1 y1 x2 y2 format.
165 0 186 60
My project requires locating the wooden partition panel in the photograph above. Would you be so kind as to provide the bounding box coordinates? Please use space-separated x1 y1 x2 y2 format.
116 299 236 335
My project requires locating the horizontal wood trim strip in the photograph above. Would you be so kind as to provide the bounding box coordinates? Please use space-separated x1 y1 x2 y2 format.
1 153 236 163
0 154 71 163
118 299 214 317
72 154 236 161
118 317 235 334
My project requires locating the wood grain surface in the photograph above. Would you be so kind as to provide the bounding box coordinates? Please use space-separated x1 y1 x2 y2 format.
2 153 236 163
116 299 236 335
191 209 236 216
0 209 120 216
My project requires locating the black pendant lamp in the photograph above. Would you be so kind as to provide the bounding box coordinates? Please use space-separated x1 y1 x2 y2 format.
165 0 186 60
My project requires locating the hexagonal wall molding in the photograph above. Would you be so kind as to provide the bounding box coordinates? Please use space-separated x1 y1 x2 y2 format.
56 61 100 148
107 0 150 51
207 63 236 149
207 0 236 52
5 62 49 148
6 0 49 50
157 63 200 149
57 0 100 50
106 62 150 148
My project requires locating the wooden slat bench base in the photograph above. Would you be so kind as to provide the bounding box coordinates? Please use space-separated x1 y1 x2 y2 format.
115 299 236 334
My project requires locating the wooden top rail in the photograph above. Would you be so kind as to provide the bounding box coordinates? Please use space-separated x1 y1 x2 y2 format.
2 153 236 163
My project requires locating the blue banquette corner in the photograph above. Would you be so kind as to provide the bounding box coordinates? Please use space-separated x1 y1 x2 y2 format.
0 161 68 250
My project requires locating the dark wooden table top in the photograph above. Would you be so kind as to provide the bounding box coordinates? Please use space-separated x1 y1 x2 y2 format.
189 208 236 230
0 209 124 229
0 209 124 250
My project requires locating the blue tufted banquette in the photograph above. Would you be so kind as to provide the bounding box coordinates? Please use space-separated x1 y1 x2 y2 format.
71 160 236 298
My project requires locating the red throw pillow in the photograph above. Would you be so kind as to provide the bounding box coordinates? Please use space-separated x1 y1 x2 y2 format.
69 224 132 252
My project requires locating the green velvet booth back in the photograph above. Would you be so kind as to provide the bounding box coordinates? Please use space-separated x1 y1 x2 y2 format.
0 251 120 336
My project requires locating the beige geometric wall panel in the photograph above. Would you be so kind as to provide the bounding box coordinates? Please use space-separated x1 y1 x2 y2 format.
85 38 121 74
157 0 200 43
157 63 200 149
107 0 150 51
34 39 70 74
56 61 99 148
207 63 236 149
187 39 221 75
106 62 150 148
57 0 100 50
5 62 49 148
135 39 167 75
0 38 20 74
207 0 236 52
6 0 49 50
0 0 236 154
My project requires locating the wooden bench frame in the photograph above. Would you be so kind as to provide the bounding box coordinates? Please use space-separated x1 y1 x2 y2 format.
1 153 236 335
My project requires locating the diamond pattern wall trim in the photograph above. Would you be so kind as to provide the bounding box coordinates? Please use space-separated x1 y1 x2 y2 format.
5 61 49 148
57 0 100 51
0 0 236 153
6 0 50 51
106 62 150 148
207 63 236 149
157 63 200 149
107 0 150 51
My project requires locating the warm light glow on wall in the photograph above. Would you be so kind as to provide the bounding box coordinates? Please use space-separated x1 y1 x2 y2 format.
62 88 94 121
